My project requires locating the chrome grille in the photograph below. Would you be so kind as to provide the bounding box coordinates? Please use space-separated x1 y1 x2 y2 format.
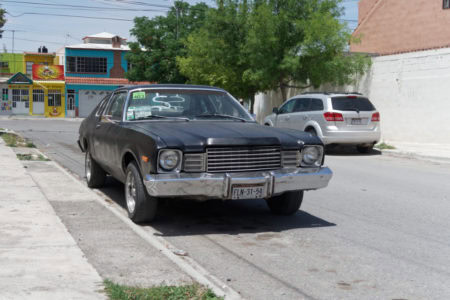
183 153 205 172
206 146 281 173
282 151 299 168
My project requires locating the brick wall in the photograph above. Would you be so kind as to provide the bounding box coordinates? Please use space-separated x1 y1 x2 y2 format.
109 51 125 78
351 0 450 55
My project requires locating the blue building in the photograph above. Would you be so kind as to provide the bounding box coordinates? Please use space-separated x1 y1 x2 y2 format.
63 33 148 117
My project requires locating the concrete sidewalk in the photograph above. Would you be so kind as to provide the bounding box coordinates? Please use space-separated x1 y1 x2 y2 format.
0 139 105 299
381 141 450 164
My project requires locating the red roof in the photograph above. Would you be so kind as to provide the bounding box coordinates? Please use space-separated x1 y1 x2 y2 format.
65 77 153 86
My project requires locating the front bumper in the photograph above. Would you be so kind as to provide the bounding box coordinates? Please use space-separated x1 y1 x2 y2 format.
144 167 332 200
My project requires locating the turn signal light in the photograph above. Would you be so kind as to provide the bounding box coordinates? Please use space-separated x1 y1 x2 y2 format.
324 112 344 122
371 112 380 122
141 155 149 163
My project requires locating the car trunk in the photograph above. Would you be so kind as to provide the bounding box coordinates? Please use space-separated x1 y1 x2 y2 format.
330 96 378 131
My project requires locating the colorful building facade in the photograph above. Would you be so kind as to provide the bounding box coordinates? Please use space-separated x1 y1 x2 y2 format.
64 32 149 117
0 53 25 114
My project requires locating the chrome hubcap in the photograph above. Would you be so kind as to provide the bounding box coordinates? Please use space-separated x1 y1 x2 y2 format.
125 172 136 214
85 153 91 182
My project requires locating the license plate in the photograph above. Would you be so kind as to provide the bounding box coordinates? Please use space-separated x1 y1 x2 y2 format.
351 118 362 125
231 184 265 200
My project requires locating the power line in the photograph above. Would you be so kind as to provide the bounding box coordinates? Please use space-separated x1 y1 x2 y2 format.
2 36 66 46
0 0 170 12
6 12 136 21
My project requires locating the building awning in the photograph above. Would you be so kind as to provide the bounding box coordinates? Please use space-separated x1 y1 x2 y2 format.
7 72 33 85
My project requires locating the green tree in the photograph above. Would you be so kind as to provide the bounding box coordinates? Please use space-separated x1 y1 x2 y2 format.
179 0 371 107
0 8 6 38
125 1 208 83
178 0 258 105
244 0 370 102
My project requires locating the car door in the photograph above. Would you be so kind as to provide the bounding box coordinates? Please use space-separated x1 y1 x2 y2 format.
288 98 311 130
93 91 128 172
275 99 296 128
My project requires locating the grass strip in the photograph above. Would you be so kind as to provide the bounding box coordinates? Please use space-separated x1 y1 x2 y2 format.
103 280 223 300
375 142 396 150
16 154 50 161
0 132 36 148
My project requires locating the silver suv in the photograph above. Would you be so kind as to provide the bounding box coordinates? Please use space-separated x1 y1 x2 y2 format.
264 92 381 153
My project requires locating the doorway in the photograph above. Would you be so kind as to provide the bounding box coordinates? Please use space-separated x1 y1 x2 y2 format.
12 89 29 115
67 90 75 117
32 89 45 115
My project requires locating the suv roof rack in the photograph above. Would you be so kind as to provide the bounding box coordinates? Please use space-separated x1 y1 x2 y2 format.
301 91 363 95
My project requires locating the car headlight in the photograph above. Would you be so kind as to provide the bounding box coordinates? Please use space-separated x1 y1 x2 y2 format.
158 149 182 172
301 146 323 167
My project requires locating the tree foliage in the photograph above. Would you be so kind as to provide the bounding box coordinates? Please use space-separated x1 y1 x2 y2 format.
125 1 208 83
0 8 6 38
177 0 258 102
179 0 371 102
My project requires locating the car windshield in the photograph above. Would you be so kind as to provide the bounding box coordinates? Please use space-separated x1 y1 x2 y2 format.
126 89 253 122
331 96 376 111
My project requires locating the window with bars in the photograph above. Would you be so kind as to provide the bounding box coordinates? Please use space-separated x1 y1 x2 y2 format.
48 89 61 107
66 56 107 73
26 62 33 75
12 89 29 107
0 62 9 68
444 0 450 9
2 89 8 101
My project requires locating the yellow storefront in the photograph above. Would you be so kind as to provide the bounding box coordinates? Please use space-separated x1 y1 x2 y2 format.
31 65 65 117
31 81 65 117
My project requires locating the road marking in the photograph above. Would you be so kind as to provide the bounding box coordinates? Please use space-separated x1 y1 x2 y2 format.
43 154 242 300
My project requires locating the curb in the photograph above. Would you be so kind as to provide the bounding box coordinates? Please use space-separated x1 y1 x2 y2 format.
381 149 450 164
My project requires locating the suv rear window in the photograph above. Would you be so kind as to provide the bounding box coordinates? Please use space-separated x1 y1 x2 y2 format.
331 96 376 111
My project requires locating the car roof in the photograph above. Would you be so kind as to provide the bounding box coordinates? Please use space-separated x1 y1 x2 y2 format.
287 92 366 100
115 84 227 92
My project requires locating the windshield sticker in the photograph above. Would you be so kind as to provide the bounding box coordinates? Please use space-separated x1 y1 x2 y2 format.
132 91 146 100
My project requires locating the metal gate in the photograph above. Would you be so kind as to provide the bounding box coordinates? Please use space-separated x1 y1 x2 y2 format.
32 89 45 115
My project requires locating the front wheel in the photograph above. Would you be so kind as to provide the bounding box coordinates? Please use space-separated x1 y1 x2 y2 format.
125 162 158 223
266 191 303 215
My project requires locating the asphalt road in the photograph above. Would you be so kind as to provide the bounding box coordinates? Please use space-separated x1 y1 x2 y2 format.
2 117 450 300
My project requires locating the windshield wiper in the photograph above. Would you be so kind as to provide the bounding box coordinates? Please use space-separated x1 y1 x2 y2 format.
193 114 247 122
134 115 189 121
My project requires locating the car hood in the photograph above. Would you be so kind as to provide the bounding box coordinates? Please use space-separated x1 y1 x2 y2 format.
131 121 321 152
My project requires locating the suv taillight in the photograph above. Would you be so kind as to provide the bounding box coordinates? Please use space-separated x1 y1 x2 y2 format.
371 112 380 122
324 112 344 122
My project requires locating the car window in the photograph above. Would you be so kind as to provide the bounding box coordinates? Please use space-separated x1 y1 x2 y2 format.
310 98 324 111
95 93 112 117
331 96 375 111
278 99 296 114
293 98 311 112
104 92 127 120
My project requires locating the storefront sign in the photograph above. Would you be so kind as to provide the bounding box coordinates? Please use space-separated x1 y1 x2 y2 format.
32 65 64 80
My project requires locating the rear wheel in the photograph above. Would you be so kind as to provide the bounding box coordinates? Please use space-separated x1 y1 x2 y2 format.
266 191 303 215
356 144 374 154
125 161 158 223
85 149 106 188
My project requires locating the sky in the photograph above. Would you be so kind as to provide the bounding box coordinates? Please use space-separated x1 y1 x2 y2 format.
0 0 359 53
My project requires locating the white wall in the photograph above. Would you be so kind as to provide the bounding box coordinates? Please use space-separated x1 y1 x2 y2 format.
255 48 450 145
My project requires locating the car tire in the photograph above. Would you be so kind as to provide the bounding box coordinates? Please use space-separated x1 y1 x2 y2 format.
85 149 106 188
125 161 158 223
356 145 373 154
266 191 303 215
305 127 317 136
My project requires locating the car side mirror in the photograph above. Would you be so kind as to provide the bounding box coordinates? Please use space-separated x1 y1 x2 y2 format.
272 107 279 114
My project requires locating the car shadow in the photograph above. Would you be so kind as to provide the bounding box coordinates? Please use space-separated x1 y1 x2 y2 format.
325 145 382 157
98 177 336 237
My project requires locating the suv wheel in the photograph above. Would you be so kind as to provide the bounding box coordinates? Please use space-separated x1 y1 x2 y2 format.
85 149 106 188
266 191 303 215
125 162 158 223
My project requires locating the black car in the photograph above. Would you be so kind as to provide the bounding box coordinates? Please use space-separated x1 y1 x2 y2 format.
78 84 332 223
